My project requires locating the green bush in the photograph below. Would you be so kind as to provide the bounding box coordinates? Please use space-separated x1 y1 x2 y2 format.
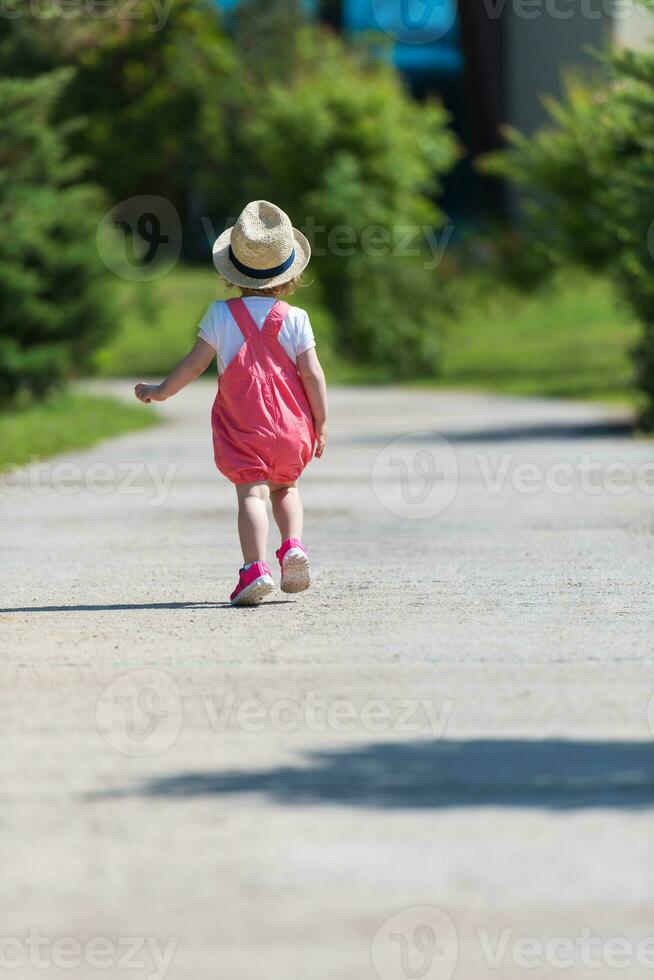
0 71 113 404
0 0 233 230
218 8 459 376
0 0 458 381
487 40 654 425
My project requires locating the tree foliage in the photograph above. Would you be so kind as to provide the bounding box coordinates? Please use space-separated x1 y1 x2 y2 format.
0 0 459 387
487 33 654 425
222 7 459 373
0 71 112 404
0 0 233 218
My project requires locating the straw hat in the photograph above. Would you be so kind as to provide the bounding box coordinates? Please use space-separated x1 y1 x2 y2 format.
213 200 311 289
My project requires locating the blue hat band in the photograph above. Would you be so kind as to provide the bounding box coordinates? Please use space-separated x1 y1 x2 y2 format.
228 245 296 280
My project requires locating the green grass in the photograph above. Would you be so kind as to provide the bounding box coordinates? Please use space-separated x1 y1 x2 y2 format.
94 265 344 378
95 263 641 406
94 267 224 377
0 394 158 470
437 272 640 404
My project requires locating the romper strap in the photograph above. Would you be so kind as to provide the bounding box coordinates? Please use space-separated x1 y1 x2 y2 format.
227 298 260 341
262 301 290 340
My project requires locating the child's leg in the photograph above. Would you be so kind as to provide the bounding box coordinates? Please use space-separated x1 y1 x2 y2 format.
270 481 310 594
235 482 270 564
269 482 303 542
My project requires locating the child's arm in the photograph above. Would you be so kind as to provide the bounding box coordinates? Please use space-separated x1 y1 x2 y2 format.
297 348 328 458
135 339 215 404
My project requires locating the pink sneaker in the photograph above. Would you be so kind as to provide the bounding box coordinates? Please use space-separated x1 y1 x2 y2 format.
276 538 311 594
230 562 274 606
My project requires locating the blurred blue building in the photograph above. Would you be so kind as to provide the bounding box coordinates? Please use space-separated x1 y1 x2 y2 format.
342 0 463 79
216 1 614 222
217 1 463 94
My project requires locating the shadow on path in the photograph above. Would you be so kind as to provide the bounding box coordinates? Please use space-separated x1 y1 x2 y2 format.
0 600 293 613
95 738 654 810
354 420 634 446
440 421 635 444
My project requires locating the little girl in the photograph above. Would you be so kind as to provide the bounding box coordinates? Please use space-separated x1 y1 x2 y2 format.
135 200 328 606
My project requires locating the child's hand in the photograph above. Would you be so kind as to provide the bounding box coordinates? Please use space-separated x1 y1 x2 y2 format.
314 421 328 458
135 383 164 404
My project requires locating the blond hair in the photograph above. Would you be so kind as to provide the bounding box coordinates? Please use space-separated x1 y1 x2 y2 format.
219 273 305 299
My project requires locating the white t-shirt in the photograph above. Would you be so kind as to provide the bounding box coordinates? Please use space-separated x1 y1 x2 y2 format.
197 297 316 374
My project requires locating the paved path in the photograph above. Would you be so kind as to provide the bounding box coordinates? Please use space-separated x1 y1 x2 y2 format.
2 383 654 980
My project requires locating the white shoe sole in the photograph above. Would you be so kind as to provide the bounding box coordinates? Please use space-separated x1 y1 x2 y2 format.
231 575 274 606
280 552 311 594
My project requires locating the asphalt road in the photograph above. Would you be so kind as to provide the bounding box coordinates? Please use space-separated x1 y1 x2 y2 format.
2 382 653 980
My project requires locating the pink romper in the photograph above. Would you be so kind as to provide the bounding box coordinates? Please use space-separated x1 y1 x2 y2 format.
211 298 315 485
